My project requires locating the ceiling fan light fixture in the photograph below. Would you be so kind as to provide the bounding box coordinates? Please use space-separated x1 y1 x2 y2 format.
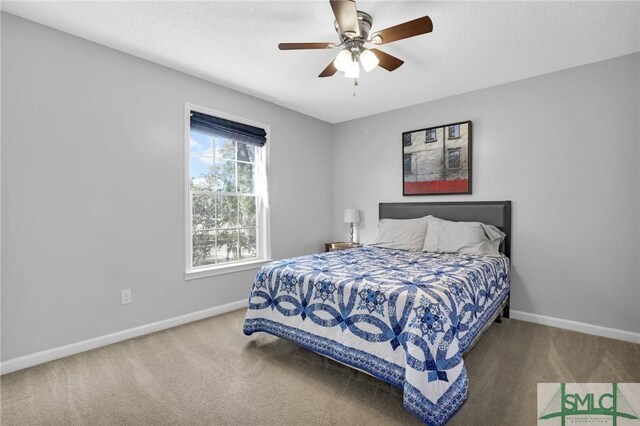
344 59 360 79
360 49 379 72
333 49 352 72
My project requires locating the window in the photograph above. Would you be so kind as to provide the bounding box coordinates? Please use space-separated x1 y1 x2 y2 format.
403 133 412 146
403 154 412 174
447 148 461 169
448 125 460 139
186 105 270 278
425 128 437 142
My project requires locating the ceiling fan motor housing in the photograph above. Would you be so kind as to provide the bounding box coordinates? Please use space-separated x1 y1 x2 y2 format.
335 11 373 43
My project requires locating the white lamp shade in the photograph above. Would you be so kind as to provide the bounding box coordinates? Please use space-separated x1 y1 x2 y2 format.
344 59 360 79
333 49 352 72
360 49 379 72
343 208 360 223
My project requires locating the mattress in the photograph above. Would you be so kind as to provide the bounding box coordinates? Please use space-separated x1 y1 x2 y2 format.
243 246 510 425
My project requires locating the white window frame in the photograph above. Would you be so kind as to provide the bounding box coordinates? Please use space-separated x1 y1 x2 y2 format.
184 103 271 280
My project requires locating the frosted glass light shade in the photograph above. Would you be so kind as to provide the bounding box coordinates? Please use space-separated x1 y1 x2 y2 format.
343 208 360 223
333 49 352 72
344 60 360 79
360 49 379 72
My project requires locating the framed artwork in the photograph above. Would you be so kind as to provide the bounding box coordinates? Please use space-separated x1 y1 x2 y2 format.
402 120 472 195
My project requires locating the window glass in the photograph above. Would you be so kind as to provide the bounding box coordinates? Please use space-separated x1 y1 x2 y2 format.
448 148 461 169
403 154 412 174
187 108 267 271
448 125 460 139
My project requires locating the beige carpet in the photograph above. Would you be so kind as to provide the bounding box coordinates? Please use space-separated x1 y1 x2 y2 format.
1 309 638 425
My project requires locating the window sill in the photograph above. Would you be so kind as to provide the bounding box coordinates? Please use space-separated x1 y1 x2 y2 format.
185 258 272 281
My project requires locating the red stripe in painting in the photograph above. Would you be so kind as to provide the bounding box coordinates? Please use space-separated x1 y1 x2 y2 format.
404 179 469 194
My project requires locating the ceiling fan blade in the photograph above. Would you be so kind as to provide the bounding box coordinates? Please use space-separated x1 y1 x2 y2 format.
330 0 360 37
318 61 338 78
370 48 404 71
278 42 335 50
371 16 433 45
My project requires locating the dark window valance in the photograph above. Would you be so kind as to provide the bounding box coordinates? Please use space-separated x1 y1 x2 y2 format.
190 111 267 147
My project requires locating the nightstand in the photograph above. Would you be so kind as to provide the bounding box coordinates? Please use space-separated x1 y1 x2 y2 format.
324 242 362 252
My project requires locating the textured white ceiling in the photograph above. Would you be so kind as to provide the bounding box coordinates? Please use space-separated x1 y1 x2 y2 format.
3 1 639 123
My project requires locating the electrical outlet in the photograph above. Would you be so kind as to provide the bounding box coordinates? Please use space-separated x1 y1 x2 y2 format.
121 289 132 305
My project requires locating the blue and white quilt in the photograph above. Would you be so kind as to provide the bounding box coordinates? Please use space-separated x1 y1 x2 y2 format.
243 246 510 425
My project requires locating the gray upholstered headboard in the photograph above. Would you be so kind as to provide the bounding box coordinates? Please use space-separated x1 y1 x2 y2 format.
379 201 512 258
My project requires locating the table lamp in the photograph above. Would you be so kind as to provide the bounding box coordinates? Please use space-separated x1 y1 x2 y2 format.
343 209 360 244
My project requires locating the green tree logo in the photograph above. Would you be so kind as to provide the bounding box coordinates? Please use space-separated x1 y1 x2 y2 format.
539 383 639 426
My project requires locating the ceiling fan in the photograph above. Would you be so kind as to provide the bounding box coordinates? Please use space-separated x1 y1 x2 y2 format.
278 0 433 79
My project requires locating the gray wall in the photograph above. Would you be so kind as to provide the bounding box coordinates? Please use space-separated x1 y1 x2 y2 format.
1 14 333 361
2 12 639 362
331 53 640 334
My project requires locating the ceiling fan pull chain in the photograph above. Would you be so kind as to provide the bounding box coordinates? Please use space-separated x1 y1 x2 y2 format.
353 79 359 97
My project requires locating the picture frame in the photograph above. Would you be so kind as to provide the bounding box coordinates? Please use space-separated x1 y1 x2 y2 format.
402 120 472 196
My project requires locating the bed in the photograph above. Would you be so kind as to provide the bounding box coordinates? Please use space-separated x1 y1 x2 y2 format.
243 201 511 425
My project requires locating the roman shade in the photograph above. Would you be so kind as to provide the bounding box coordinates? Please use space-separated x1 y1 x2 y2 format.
190 111 267 147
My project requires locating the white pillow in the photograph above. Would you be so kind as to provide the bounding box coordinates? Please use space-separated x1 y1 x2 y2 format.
372 216 430 251
422 216 506 257
422 216 445 252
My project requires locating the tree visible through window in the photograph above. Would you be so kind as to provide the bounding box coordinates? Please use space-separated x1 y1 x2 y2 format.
188 109 267 271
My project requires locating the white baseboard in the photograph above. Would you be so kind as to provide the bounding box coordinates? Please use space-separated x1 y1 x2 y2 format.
0 299 248 375
3 303 635 375
510 310 640 344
